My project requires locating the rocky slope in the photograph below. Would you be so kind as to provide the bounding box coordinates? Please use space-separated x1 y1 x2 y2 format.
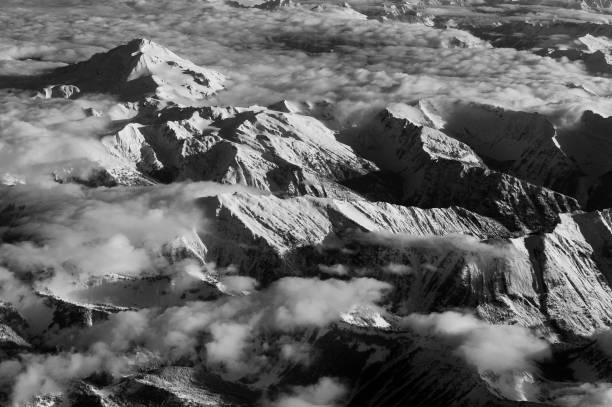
348 102 579 232
102 105 377 198
192 192 612 341
3 26 612 407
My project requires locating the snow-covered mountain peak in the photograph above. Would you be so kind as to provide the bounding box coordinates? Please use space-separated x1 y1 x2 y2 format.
7 3 612 406
47 38 226 103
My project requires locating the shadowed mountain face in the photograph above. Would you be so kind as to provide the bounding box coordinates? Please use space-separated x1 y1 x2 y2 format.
4 2 612 407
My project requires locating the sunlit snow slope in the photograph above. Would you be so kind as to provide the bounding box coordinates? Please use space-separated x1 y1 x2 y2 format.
3 1 612 407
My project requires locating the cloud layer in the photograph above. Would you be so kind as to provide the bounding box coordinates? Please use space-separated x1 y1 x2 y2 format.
3 0 612 128
0 276 390 404
2 1 612 406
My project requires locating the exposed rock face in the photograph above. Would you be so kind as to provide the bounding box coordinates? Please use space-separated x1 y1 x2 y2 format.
351 103 579 232
348 0 419 22
560 111 612 175
46 39 225 103
40 84 81 99
196 191 612 340
58 274 221 310
228 0 293 9
521 213 612 339
537 47 612 75
572 209 612 283
40 294 126 329
554 110 612 208
198 191 513 280
0 302 30 352
337 328 548 407
106 367 252 406
581 0 612 9
6 33 612 407
381 100 612 212
418 100 581 193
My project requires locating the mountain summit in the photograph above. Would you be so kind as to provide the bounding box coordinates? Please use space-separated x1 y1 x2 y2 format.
47 38 225 102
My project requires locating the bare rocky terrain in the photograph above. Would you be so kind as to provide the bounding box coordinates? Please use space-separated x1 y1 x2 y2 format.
3 1 612 406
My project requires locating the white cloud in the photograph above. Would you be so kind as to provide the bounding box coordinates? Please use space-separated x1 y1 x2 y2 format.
382 262 413 275
552 383 612 407
267 377 348 407
401 311 551 373
0 182 258 291
318 263 350 276
1 276 389 404
218 275 259 295
5 343 132 406
0 267 53 334
1 1 611 405
0 183 203 290
205 322 252 372
266 277 390 329
353 232 515 257
2 0 611 131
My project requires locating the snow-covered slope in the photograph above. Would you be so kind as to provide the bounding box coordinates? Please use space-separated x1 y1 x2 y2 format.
350 103 579 232
5 14 612 405
0 302 30 352
199 192 513 268
418 99 580 192
194 191 612 340
44 38 225 103
103 105 377 198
